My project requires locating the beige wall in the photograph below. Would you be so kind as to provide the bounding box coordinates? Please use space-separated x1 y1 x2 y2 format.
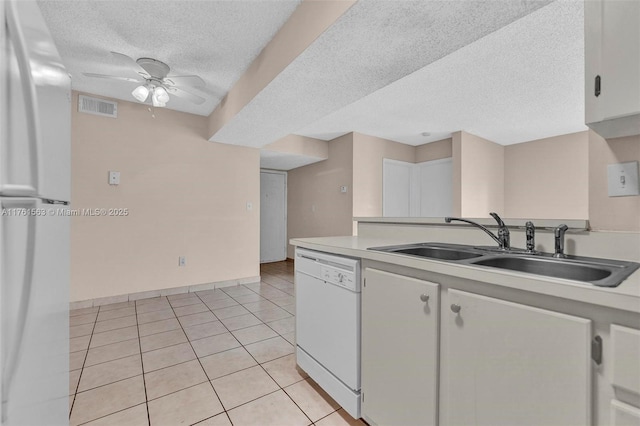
286 133 354 258
263 134 329 159
454 131 505 217
71 92 260 302
352 132 415 218
589 131 640 232
415 138 453 163
504 131 589 219
286 133 453 257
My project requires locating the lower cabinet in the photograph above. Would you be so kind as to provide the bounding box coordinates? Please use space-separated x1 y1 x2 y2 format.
611 400 640 426
361 268 439 426
445 289 592 426
610 325 640 425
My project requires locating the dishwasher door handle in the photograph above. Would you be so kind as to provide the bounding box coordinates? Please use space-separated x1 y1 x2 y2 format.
299 254 319 262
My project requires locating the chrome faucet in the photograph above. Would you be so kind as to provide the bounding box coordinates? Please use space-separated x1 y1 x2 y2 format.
490 212 510 250
525 221 536 253
444 212 510 250
553 224 569 258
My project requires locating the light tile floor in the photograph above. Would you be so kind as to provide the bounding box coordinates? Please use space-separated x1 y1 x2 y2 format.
69 261 366 426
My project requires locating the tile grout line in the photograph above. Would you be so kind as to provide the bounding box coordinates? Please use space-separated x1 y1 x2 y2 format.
225 281 316 425
166 293 230 424
69 306 102 421
134 301 152 426
194 285 298 420
76 402 147 426
256 275 328 425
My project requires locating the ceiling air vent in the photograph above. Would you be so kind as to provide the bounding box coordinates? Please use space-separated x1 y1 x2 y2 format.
78 95 117 118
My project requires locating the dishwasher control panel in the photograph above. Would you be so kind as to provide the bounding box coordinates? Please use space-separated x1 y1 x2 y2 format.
321 266 356 290
296 248 360 292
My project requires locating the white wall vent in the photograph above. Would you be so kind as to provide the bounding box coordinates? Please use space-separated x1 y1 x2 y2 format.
78 95 117 118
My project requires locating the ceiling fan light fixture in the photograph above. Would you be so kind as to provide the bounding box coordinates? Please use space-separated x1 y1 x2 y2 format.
151 90 166 107
154 86 170 104
131 84 150 102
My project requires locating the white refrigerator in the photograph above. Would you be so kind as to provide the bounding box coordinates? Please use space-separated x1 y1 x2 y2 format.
1 0 71 424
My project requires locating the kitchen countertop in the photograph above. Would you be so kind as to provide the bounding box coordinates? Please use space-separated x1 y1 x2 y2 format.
290 236 640 314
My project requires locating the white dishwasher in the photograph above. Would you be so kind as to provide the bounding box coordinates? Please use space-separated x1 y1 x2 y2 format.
295 247 361 419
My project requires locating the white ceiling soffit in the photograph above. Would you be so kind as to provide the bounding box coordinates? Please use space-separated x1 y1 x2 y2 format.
260 150 325 171
298 0 586 146
212 0 553 147
37 0 302 116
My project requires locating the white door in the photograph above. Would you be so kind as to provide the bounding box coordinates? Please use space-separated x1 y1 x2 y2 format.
417 158 453 217
383 158 453 217
382 159 412 217
260 170 287 263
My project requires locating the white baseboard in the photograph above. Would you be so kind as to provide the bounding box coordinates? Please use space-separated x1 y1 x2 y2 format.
70 275 261 310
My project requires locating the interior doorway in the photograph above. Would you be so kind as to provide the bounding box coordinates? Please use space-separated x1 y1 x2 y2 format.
260 170 287 263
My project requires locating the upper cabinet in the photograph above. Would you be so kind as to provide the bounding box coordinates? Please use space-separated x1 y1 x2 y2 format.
585 0 640 138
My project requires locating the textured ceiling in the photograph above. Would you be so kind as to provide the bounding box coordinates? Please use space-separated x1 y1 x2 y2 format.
297 0 586 146
39 0 587 155
212 0 554 147
37 0 301 116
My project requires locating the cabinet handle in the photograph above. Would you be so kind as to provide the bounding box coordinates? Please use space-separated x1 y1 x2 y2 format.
450 304 461 313
595 75 601 97
420 294 429 302
591 335 603 365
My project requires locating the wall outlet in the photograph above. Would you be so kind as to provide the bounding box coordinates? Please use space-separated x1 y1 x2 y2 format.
246 202 253 211
607 161 639 197
108 171 120 185
340 185 348 193
178 256 186 267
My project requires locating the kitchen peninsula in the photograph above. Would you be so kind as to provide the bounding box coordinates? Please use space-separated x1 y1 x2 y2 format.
292 217 640 426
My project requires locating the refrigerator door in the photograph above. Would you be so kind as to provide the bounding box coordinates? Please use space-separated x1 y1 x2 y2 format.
1 0 70 202
0 198 69 424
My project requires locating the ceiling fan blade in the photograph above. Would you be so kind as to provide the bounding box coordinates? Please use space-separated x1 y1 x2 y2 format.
164 75 206 88
82 72 142 83
110 51 150 78
166 87 206 105
184 84 223 98
169 82 224 100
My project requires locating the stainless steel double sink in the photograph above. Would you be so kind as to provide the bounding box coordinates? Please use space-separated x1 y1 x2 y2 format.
368 243 639 287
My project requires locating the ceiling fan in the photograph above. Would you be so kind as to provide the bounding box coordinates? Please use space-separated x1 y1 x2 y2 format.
82 51 209 107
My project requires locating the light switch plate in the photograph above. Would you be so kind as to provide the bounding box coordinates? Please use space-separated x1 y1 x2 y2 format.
607 161 639 197
108 171 120 185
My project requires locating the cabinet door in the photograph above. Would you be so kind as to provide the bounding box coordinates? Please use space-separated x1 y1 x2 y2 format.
600 0 640 121
361 268 439 426
611 324 640 397
446 289 591 426
585 0 640 135
611 400 640 426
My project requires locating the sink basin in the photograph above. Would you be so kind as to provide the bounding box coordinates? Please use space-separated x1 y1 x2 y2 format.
471 256 612 282
368 242 639 287
371 244 483 261
390 247 483 261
